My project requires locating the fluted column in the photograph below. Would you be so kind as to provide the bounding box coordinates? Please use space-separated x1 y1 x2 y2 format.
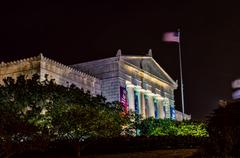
169 99 176 120
156 95 165 119
149 95 155 118
140 90 146 118
126 81 135 112
134 86 142 115
144 90 155 118
164 97 171 119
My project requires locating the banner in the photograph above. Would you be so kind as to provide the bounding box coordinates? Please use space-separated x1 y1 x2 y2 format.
120 86 128 112
134 91 139 114
153 98 159 119
170 106 176 120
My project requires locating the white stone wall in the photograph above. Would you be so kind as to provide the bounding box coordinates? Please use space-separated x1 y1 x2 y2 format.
39 56 101 96
118 59 176 119
101 77 120 102
175 110 191 121
71 57 120 102
0 56 41 85
0 54 101 96
69 55 182 120
0 54 187 120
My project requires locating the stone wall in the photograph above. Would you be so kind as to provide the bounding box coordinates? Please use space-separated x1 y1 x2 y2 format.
175 110 191 121
0 56 41 84
72 57 120 102
0 54 101 96
40 55 101 96
119 59 175 100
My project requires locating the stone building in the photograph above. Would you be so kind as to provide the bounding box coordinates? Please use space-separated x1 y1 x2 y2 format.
72 50 180 120
0 54 101 96
0 51 190 121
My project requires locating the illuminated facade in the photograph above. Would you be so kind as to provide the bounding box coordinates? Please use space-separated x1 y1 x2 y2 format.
0 54 101 96
0 51 190 121
72 50 179 120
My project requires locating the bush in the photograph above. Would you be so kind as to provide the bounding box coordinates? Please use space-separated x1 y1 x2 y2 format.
137 118 208 137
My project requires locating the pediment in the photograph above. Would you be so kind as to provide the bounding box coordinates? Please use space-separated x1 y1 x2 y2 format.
121 56 177 87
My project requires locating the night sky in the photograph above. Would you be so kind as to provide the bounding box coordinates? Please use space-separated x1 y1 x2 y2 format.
0 1 239 119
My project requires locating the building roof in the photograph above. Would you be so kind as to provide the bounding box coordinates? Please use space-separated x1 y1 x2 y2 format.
71 50 177 88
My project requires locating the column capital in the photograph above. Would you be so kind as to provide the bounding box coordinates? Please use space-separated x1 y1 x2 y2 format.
126 80 134 88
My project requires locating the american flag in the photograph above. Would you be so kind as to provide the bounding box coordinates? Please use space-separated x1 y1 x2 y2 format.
163 32 180 43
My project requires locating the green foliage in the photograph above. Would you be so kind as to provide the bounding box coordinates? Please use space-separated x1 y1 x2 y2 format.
0 74 209 157
137 118 208 137
0 75 131 157
176 121 208 137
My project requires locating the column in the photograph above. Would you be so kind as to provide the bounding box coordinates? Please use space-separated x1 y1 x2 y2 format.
164 97 171 119
157 96 165 119
149 95 155 118
126 81 135 112
140 90 146 119
134 85 145 114
144 90 155 118
133 89 140 114
155 89 164 119
170 99 176 120
153 97 159 119
153 95 162 119
144 94 149 118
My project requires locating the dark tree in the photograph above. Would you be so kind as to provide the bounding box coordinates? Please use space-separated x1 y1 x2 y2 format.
206 100 240 157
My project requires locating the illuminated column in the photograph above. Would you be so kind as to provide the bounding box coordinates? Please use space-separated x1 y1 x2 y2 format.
140 90 146 118
157 95 165 119
133 88 141 114
126 81 135 112
164 97 171 119
169 99 176 120
149 95 155 118
153 97 157 119
145 90 155 118
155 89 164 119
144 94 149 118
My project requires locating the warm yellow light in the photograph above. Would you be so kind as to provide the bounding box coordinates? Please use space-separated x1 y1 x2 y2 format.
122 64 174 89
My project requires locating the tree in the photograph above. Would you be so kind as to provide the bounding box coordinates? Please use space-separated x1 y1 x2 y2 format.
206 100 240 157
0 75 130 157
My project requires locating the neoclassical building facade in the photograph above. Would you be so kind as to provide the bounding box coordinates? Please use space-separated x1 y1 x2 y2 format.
0 54 101 96
0 51 190 121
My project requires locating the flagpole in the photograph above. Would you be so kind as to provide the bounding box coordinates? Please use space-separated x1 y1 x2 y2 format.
177 28 185 120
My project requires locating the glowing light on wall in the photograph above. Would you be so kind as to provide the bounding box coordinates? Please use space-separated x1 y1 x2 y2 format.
122 63 176 89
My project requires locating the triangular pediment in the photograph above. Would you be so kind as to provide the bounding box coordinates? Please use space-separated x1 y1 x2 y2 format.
121 56 177 87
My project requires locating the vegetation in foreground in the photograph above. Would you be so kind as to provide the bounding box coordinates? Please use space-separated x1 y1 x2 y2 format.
0 75 208 157
199 100 240 157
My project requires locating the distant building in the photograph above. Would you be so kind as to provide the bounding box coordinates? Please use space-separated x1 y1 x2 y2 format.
0 50 191 121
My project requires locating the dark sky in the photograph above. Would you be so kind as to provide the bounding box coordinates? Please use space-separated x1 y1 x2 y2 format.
0 1 239 119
